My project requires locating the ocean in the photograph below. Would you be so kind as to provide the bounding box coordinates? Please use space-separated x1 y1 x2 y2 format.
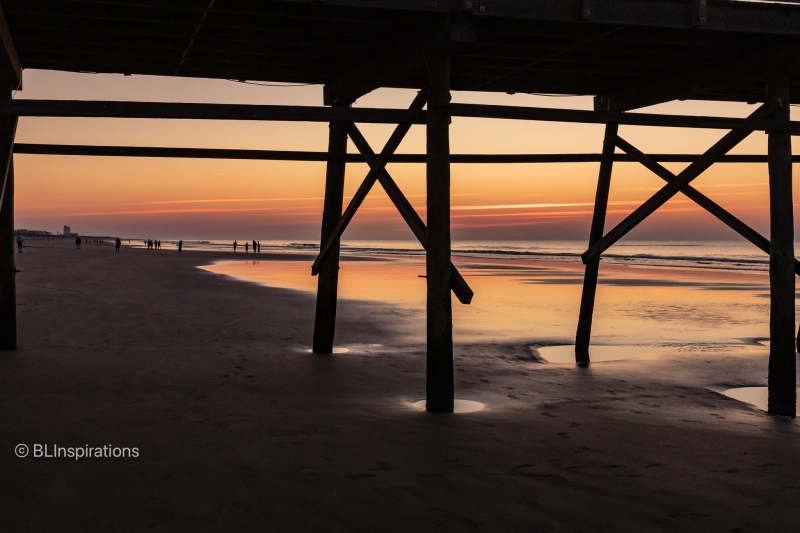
195 239 787 365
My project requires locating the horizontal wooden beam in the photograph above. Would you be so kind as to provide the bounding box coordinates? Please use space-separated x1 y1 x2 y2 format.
13 144 800 163
3 101 800 133
0 100 426 124
448 103 800 133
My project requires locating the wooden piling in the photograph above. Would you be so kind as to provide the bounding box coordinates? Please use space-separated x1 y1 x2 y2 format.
0 157 15 350
575 122 618 364
312 112 348 354
425 47 454 413
767 76 796 417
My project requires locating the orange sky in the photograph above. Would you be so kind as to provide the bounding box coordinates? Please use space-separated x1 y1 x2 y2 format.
11 69 800 242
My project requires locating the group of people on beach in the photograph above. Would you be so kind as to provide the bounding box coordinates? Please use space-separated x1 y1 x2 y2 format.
145 239 161 250
73 236 124 251
232 240 261 253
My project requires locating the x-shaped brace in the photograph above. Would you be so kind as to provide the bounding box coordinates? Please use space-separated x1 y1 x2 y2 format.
312 91 474 305
615 135 800 275
582 101 779 264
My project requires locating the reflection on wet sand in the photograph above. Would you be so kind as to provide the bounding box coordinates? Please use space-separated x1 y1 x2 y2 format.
723 387 800 412
411 399 485 413
200 254 775 354
536 344 659 363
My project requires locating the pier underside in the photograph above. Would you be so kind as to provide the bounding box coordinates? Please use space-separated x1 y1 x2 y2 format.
0 0 797 415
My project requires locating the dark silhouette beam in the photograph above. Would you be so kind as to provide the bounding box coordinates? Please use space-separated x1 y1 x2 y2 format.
766 76 796 418
603 44 800 112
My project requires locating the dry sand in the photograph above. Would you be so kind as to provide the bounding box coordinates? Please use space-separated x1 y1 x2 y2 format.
1 239 799 532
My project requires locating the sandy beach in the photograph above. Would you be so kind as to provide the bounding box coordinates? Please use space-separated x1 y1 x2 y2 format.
1 238 799 532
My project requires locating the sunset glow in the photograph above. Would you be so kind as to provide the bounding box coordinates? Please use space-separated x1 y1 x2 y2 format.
12 70 800 241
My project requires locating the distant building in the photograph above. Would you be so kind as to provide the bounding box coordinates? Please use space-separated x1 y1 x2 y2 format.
19 229 52 237
63 225 70 235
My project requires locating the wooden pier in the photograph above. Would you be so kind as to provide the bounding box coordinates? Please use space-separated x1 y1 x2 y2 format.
0 0 797 415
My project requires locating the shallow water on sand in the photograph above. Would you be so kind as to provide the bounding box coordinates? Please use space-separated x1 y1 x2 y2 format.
723 387 800 412
201 252 778 356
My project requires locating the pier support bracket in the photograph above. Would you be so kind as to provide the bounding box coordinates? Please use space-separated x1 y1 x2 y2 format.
345 124 473 305
311 91 473 305
615 136 800 275
576 100 781 365
582 101 777 264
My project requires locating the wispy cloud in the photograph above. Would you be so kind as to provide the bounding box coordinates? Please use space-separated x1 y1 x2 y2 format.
451 199 689 211
34 207 323 218
146 197 325 204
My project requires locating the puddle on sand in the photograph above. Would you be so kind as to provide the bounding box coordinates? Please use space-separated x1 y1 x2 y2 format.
411 399 485 413
305 347 349 354
723 387 800 412
536 345 655 364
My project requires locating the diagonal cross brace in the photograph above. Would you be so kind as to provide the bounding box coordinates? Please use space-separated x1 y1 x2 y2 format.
312 90 427 276
0 116 16 215
582 101 778 264
616 136 800 276
311 92 473 304
347 124 473 304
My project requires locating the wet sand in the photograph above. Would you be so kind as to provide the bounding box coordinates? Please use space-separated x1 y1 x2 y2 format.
1 239 799 532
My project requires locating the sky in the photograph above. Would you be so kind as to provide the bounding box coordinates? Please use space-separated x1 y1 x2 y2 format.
11 69 800 242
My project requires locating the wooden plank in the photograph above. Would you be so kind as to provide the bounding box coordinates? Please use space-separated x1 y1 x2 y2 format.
312 112 349 354
425 44 454 413
0 99 426 124
11 143 800 163
448 103 800 133
311 90 428 275
3 100 800 133
581 102 777 264
575 122 618 364
766 76 796 418
346 124 473 305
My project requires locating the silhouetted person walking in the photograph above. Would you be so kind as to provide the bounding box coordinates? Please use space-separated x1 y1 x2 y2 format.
245 242 249 253
178 240 183 254
16 233 23 253
233 240 237 252
257 240 261 253
115 237 121 252
75 236 82 250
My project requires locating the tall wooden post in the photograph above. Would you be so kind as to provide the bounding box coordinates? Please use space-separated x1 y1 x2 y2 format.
575 122 619 364
425 47 454 413
767 76 796 417
312 110 348 354
0 87 17 350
